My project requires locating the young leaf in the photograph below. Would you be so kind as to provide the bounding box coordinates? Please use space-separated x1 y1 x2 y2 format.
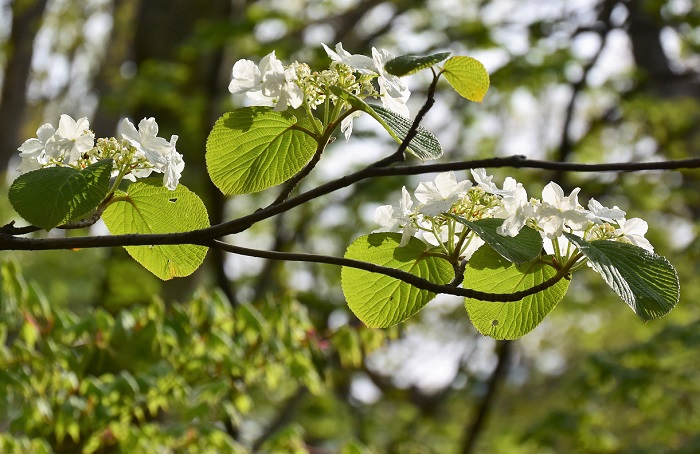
563 234 680 322
102 179 209 280
206 107 318 195
342 233 454 328
331 88 443 160
368 105 443 160
449 216 542 264
384 52 451 77
441 56 490 102
464 246 570 340
8 160 113 230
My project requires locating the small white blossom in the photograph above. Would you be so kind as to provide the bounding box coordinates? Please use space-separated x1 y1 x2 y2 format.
119 117 184 190
471 168 518 197
17 123 55 173
587 198 626 224
259 51 303 111
536 182 590 238
229 59 263 95
45 114 95 165
415 172 471 217
374 187 416 246
616 218 654 252
497 185 534 237
120 118 173 164
322 42 375 74
372 47 410 118
340 111 362 141
161 136 184 191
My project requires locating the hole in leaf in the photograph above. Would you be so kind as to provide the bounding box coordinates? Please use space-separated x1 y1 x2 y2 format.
169 198 178 203
492 320 499 326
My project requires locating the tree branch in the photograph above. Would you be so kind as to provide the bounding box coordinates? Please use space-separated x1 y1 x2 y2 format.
203 240 574 303
2 155 699 241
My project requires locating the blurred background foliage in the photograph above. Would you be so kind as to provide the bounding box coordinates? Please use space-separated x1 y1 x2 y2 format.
1 0 699 452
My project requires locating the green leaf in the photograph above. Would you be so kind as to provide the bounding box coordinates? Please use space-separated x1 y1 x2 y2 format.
206 107 318 195
563 234 680 321
449 216 542 264
385 52 451 77
464 246 570 340
331 88 443 160
367 105 443 160
442 56 490 102
102 179 209 280
8 160 113 230
342 233 453 328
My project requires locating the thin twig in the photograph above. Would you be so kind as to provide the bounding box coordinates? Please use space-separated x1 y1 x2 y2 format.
203 240 574 302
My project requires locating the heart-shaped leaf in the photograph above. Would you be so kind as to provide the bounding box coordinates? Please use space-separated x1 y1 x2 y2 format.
342 233 453 328
8 160 113 230
442 56 490 102
102 179 209 280
464 246 570 340
206 107 318 195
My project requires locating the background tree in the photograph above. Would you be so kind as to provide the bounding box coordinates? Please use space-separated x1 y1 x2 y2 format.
1 0 699 452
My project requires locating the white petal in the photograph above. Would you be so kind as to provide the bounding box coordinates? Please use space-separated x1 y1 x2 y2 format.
229 59 261 94
341 112 362 141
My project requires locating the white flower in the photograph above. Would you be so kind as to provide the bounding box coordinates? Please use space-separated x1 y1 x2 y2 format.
45 114 95 165
120 118 173 164
616 218 654 252
471 168 518 197
322 42 376 74
340 111 362 141
415 172 471 217
536 182 590 238
229 59 262 95
16 123 55 173
496 184 534 237
259 51 303 111
119 117 184 190
587 198 626 224
374 187 416 246
372 47 410 118
161 136 184 191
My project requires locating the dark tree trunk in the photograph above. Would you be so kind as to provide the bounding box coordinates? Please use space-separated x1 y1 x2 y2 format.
0 0 49 172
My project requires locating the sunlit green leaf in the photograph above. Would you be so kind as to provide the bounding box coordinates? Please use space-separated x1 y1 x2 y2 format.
442 56 490 102
342 233 453 328
206 107 318 195
464 246 569 340
102 179 209 280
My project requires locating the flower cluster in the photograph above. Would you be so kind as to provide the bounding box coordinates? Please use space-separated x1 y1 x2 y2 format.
376 170 653 263
17 115 184 190
228 43 411 140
